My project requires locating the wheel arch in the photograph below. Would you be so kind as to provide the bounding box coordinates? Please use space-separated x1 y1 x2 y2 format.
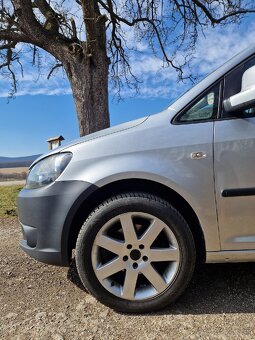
67 178 206 263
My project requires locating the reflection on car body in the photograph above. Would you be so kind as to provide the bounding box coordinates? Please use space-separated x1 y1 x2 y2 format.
18 45 255 313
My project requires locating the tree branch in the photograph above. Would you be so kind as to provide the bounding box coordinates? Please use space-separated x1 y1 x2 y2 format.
47 62 63 79
98 0 184 75
0 47 19 95
191 0 255 24
13 0 50 42
12 0 74 54
33 0 60 33
0 30 32 44
70 17 77 40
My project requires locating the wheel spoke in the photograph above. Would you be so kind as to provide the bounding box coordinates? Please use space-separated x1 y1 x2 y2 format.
95 234 124 255
141 264 168 293
91 209 182 302
140 218 165 247
120 213 138 243
96 257 124 281
149 248 179 262
122 268 138 299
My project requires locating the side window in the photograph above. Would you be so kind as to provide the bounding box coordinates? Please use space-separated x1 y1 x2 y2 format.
223 55 255 118
177 83 220 123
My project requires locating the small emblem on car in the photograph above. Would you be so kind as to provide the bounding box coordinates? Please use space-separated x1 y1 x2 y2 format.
191 152 207 160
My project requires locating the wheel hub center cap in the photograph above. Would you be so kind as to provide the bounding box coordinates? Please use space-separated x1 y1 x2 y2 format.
130 249 141 261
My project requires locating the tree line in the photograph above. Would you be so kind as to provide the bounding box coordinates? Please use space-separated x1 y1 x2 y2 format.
0 171 27 181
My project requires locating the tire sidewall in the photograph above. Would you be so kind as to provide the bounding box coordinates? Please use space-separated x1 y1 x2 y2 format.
76 194 196 313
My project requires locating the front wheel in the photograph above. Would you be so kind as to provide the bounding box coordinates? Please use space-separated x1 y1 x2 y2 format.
76 192 196 313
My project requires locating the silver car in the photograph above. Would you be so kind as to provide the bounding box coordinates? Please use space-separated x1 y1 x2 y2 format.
18 45 255 313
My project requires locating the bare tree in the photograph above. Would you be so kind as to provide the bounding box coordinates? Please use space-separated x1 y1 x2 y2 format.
0 1 254 136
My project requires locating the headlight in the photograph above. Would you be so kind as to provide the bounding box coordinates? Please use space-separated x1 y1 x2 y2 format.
26 153 72 189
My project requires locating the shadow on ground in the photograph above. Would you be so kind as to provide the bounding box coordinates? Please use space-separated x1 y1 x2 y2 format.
67 258 87 292
165 262 255 315
67 260 255 315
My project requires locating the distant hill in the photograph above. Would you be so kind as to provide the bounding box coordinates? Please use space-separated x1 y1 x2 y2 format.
0 155 41 168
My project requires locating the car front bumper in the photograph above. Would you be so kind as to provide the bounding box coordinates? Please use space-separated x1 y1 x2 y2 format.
18 180 96 266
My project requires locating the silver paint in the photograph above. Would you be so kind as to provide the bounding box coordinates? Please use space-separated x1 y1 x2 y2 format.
29 44 255 262
91 212 180 301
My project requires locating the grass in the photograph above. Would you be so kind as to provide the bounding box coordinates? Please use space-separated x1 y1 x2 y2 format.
0 185 23 217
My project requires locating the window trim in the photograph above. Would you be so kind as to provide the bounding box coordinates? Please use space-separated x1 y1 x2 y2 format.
171 53 255 125
172 80 222 125
220 54 255 120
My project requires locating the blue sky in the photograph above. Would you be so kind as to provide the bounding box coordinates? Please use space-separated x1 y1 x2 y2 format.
0 95 169 157
1 15 255 157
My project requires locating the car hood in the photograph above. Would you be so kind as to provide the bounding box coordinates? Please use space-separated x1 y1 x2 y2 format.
31 115 149 167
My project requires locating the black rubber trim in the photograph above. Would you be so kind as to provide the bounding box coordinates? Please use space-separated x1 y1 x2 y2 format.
171 80 222 125
222 187 255 197
18 180 97 266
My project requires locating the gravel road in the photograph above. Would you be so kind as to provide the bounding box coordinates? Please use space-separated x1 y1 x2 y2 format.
1 218 255 340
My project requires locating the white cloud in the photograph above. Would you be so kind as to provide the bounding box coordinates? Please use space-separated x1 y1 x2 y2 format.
0 16 254 101
0 68 71 98
121 20 255 100
191 22 255 74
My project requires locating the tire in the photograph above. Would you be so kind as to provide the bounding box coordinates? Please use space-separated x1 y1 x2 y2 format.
76 192 196 313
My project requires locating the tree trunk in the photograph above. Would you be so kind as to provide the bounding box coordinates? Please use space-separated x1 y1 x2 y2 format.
40 1 110 137
63 46 110 137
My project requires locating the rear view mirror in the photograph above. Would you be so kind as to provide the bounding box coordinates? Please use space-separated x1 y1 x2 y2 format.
224 65 255 113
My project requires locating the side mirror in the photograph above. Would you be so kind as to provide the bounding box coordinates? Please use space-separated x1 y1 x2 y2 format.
224 65 255 113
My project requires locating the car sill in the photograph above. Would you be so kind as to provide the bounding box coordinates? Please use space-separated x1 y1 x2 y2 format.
207 250 255 263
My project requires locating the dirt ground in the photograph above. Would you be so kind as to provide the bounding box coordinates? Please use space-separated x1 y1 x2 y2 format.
1 219 255 340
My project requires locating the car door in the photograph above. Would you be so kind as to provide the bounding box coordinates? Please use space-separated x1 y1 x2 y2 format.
173 82 221 251
214 55 255 250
